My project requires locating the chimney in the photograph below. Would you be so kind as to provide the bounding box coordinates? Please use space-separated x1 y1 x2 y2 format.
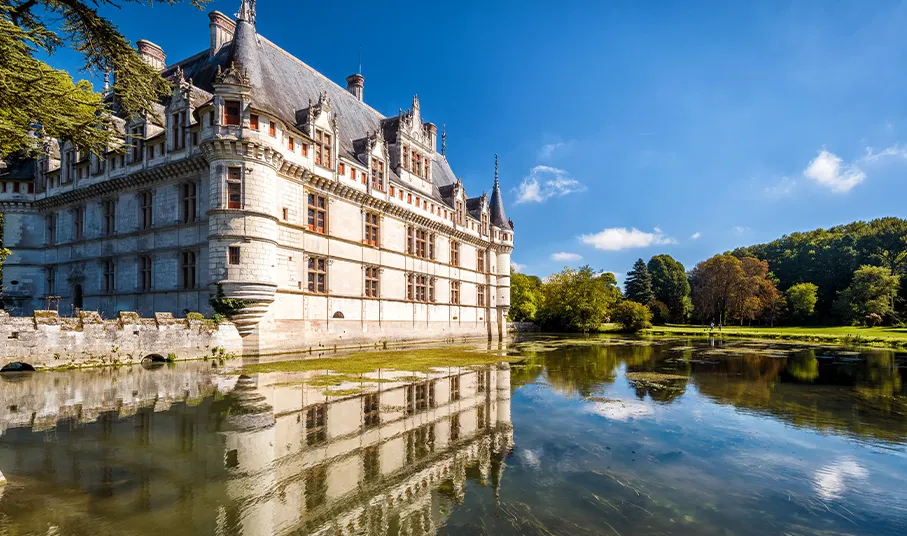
346 73 364 102
209 11 236 55
136 39 166 70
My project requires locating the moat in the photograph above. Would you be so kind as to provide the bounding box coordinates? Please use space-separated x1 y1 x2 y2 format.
0 336 905 535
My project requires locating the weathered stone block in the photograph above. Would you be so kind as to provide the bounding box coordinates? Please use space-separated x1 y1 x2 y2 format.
34 310 60 325
79 311 103 325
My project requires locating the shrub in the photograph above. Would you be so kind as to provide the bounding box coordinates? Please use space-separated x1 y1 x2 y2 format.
211 313 227 325
648 300 670 325
209 296 249 316
613 300 653 332
186 312 205 321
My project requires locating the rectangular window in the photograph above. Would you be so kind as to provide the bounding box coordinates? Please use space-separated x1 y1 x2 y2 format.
450 375 461 401
171 111 186 150
228 246 240 265
338 162 345 175
363 393 380 429
413 151 422 177
307 256 326 294
370 159 385 191
450 240 460 266
181 182 198 222
13 182 19 193
365 266 379 298
102 199 116 236
307 192 327 233
314 128 332 167
429 233 436 260
477 249 485 273
269 120 276 137
288 136 295 151
415 228 427 258
411 274 427 302
364 212 379 247
129 126 143 163
181 250 197 290
139 255 152 292
227 167 242 209
305 404 327 446
282 207 288 221
140 191 153 230
402 144 410 170
103 259 116 293
46 266 55 296
224 100 241 126
45 213 56 245
361 171 367 185
72 206 84 241
389 185 395 196
429 277 436 302
455 200 464 225
249 114 258 130
301 142 308 157
482 212 489 236
477 284 486 307
451 281 460 305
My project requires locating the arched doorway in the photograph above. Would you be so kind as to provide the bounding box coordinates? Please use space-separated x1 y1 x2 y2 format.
72 284 83 311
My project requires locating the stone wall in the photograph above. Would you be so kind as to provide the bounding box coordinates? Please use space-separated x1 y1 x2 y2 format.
0 310 242 370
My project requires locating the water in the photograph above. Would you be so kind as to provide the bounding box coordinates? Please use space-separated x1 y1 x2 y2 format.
0 336 905 535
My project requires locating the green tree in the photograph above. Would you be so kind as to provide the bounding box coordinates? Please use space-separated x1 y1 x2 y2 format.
613 300 652 332
1 1 209 156
509 270 542 322
786 283 819 321
647 254 691 322
624 258 654 305
834 265 900 324
537 266 621 332
689 254 745 324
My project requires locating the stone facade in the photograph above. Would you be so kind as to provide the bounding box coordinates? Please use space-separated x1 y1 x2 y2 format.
0 1 514 354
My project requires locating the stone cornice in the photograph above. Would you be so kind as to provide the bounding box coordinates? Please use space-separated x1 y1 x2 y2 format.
34 157 207 211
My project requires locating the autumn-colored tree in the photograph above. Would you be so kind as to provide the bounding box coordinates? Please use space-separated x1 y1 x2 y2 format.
689 254 745 324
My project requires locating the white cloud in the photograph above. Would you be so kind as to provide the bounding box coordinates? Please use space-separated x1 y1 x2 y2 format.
690 232 702 240
539 142 566 159
551 252 583 262
804 149 866 193
578 227 676 251
510 261 525 272
514 166 586 204
585 399 654 422
732 226 750 235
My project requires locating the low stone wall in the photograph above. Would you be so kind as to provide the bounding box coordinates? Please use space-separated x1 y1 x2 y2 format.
508 321 540 333
0 310 242 370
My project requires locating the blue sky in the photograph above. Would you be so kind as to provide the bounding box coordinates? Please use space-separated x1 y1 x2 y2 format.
43 0 907 281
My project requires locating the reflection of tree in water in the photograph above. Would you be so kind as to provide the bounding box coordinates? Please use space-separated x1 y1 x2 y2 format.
624 346 691 404
693 349 907 444
542 344 656 398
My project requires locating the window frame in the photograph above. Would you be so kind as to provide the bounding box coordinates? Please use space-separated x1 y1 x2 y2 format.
181 181 198 223
363 212 379 247
102 198 117 236
180 250 197 290
140 191 153 230
306 192 327 233
224 100 241 126
226 167 242 209
103 259 116 294
314 128 332 168
370 158 385 191
228 246 240 266
307 256 327 294
364 266 380 298
451 280 460 305
139 255 153 292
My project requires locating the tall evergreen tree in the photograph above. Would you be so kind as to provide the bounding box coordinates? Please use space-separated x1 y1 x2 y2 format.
624 258 654 304
647 254 691 321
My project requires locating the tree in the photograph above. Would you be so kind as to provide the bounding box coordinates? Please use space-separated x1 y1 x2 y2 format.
613 300 652 332
509 270 542 322
624 258 654 305
834 265 900 324
689 254 745 324
537 266 621 332
786 283 818 321
647 254 691 322
1 1 209 156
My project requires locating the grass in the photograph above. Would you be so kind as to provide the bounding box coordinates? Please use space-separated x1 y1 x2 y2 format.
645 324 907 348
241 346 519 375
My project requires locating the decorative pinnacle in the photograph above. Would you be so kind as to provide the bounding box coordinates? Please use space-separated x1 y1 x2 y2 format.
494 153 499 188
237 0 256 24
441 125 447 156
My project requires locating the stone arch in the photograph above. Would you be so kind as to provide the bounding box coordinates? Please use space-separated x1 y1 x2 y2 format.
142 354 167 363
332 311 345 319
0 362 36 373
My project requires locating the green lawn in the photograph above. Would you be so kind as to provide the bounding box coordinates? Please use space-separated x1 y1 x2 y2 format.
645 324 907 348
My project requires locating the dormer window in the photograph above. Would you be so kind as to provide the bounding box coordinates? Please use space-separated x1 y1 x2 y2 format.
413 151 422 178
370 159 385 191
171 110 187 150
224 101 241 126
128 126 144 163
455 200 464 225
315 128 332 168
481 212 489 236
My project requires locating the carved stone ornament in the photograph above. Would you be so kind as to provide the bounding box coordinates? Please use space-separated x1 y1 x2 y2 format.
215 61 251 86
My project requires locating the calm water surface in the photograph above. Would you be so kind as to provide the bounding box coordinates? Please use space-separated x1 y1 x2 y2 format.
0 336 905 535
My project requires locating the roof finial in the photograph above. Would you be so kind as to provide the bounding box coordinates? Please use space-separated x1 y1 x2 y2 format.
441 125 447 156
103 70 110 92
494 153 499 189
237 0 256 24
358 45 362 75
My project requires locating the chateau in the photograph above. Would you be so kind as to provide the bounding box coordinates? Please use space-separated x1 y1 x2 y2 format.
0 0 514 353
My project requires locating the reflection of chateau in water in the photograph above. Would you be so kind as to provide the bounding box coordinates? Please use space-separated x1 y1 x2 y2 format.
0 363 513 535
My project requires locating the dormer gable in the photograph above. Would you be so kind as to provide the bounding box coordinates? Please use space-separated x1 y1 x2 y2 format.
297 92 339 170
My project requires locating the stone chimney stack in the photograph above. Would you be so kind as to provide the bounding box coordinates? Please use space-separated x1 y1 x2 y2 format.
209 11 236 55
346 73 364 102
136 40 166 70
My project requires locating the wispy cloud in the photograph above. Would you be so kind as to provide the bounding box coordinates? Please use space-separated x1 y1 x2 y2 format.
539 141 568 159
804 149 866 193
510 261 525 272
690 232 702 240
514 166 586 204
579 227 676 251
765 176 796 197
732 226 750 235
551 252 583 262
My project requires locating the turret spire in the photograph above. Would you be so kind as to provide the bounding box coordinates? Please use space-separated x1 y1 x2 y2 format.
494 153 499 189
489 153 511 231
441 125 447 156
236 0 256 25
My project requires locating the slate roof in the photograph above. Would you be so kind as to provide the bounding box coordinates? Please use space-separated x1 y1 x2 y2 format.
157 7 507 222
